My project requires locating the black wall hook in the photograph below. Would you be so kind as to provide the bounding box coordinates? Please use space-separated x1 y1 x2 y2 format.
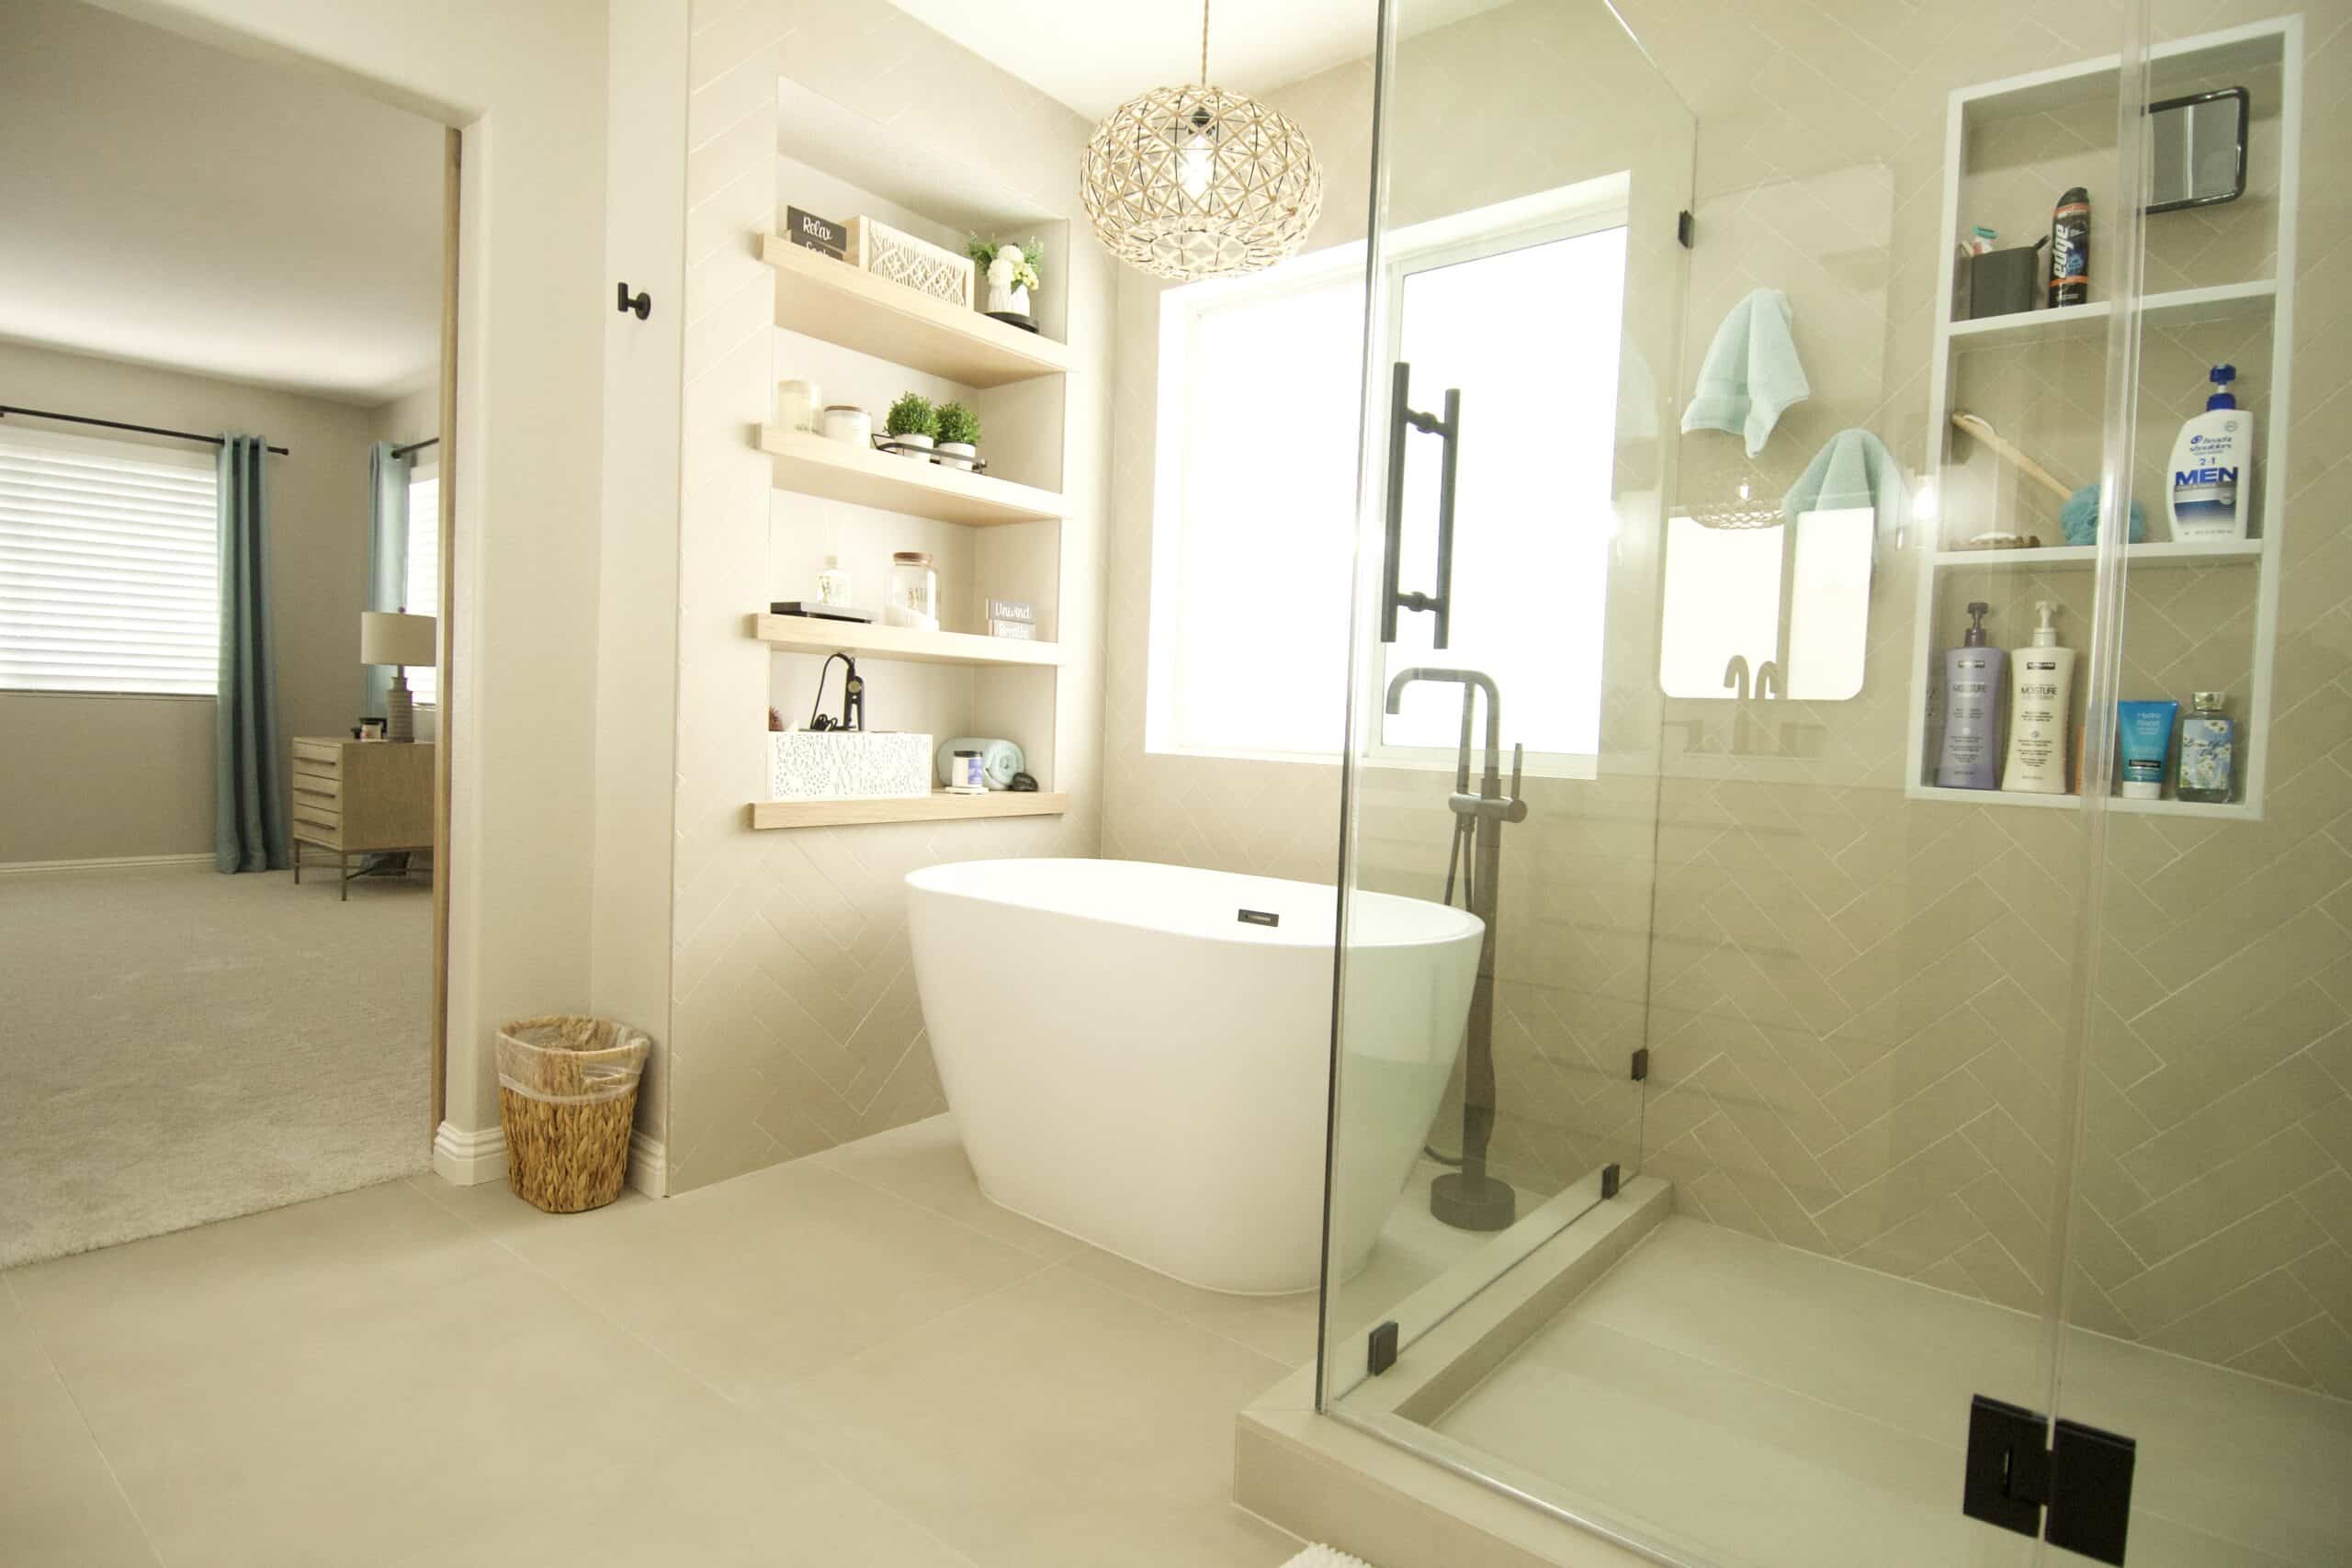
616 283 651 320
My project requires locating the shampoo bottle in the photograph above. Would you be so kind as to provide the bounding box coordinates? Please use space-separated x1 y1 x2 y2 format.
2167 364 2255 540
2002 601 2076 795
1935 602 2005 789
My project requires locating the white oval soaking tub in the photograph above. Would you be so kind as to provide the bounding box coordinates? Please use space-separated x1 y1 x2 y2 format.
905 858 1481 1294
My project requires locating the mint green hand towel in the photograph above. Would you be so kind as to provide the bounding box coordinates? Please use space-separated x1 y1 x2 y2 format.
1781 427 1906 535
1681 288 1811 457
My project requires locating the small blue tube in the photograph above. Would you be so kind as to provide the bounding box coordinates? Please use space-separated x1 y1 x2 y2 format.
2117 699 2178 800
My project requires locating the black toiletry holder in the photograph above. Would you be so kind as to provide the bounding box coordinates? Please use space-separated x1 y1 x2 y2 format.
1964 238 2049 320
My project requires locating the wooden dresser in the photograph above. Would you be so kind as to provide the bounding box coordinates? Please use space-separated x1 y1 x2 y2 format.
291 737 435 897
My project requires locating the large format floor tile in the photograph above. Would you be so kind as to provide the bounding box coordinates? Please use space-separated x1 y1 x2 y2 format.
779 1266 1300 1568
0 1120 1306 1568
1430 1216 2352 1568
0 1277 159 1567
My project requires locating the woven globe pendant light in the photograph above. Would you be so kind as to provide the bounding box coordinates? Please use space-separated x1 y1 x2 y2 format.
1080 1 1324 281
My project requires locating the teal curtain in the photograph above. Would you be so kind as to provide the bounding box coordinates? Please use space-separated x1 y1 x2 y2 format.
215 434 288 874
363 441 412 716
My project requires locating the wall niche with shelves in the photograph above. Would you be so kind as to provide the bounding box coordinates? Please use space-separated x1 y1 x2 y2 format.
752 85 1076 829
1905 17 2299 819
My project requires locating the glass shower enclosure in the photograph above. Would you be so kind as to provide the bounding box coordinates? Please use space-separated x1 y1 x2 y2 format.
1316 2 2344 1565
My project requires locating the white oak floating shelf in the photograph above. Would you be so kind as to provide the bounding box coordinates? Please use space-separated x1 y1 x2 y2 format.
749 790 1071 829
1945 279 2278 346
758 426 1067 527
760 235 1073 388
1929 539 2265 573
749 613 1061 669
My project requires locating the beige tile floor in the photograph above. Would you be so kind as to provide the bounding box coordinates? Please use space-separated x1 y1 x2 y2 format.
1 1115 1354 1568
1430 1216 2352 1568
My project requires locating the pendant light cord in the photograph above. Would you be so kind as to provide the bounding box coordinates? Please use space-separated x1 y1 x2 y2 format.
1199 0 1210 85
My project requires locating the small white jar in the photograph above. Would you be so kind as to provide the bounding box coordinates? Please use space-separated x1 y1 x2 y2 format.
820 404 871 446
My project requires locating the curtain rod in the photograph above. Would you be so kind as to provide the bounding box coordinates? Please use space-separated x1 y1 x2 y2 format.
0 403 289 456
390 435 439 458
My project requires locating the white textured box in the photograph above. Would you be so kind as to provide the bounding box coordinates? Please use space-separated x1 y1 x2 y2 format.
768 731 933 801
847 216 974 309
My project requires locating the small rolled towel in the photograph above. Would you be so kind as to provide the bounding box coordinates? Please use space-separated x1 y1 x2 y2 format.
936 737 1025 790
1782 427 1905 535
1282 1550 1377 1568
1681 288 1811 457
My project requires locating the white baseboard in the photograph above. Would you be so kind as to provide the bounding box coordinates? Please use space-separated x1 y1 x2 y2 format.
0 852 214 877
628 1130 667 1198
431 1120 507 1186
431 1120 667 1197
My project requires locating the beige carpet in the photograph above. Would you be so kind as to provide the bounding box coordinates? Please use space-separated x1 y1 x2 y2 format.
0 862 432 1269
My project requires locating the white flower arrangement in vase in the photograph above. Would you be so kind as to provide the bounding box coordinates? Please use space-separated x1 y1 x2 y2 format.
967 237 1044 328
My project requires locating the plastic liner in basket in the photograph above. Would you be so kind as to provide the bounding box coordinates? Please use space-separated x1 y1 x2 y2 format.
496 1014 650 1104
496 1015 650 1213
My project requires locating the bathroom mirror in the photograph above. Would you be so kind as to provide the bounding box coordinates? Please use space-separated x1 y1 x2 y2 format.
2146 87 2248 214
1657 506 1871 701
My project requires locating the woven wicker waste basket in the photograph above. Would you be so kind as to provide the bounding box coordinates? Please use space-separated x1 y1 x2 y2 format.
496 1015 650 1213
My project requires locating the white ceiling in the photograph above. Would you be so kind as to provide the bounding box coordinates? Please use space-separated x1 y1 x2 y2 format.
0 0 444 406
881 0 1509 120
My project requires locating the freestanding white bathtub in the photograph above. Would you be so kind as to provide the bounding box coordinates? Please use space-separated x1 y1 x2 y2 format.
904 858 1481 1295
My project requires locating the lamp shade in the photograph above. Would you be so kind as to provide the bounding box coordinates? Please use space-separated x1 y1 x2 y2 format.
359 610 436 668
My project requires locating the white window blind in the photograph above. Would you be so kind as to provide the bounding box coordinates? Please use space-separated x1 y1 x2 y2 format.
403 469 438 705
0 429 219 696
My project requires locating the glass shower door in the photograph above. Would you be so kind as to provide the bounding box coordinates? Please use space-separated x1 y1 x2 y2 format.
1306 2 2255 1566
1315 0 1692 1423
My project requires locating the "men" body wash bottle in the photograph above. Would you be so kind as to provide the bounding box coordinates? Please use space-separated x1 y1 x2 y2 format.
2002 601 2075 795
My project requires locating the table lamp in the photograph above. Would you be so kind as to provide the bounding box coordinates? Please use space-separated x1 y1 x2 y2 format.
360 611 437 742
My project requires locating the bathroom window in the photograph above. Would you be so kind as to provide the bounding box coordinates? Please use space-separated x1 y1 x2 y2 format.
404 466 438 705
1148 178 1630 771
0 428 220 696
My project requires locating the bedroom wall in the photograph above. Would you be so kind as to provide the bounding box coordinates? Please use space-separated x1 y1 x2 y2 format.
0 341 380 863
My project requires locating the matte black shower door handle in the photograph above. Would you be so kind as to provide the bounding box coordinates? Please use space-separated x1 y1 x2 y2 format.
1380 361 1461 648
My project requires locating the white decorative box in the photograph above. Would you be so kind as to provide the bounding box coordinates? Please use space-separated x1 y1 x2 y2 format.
768 731 933 802
848 216 974 310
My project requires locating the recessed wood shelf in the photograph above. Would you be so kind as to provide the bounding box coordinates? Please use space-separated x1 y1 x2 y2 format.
761 235 1073 387
1945 280 2277 346
750 613 1060 668
758 426 1067 526
748 790 1071 829
1929 539 2264 572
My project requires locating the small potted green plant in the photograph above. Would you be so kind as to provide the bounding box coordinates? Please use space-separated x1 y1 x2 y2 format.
883 391 938 460
934 401 982 470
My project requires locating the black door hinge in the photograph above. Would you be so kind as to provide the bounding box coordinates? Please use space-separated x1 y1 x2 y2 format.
1677 209 1694 248
1367 1320 1398 1376
1630 1047 1649 1082
1962 1395 2135 1564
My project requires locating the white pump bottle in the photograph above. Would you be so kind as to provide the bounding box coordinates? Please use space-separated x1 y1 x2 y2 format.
2001 601 2075 795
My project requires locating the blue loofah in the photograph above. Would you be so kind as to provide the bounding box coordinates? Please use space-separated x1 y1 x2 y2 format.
2061 484 2147 545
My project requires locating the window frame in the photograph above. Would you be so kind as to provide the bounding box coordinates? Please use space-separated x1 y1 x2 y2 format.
0 426 220 701
1146 173 1634 774
402 460 440 707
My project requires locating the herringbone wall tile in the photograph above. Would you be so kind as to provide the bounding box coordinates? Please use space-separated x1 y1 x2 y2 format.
1101 0 2348 1397
665 0 1113 1191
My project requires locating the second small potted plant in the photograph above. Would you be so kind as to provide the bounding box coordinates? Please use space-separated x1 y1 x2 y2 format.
934 401 981 470
883 391 937 460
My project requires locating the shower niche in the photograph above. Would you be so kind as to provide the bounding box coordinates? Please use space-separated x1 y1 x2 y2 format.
1905 16 2301 818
